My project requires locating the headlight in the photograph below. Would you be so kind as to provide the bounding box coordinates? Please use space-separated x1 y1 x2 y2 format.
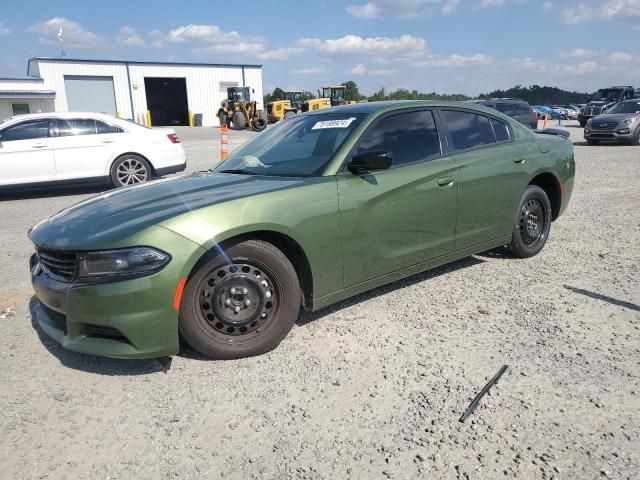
585 118 592 126
78 247 170 278
621 118 634 125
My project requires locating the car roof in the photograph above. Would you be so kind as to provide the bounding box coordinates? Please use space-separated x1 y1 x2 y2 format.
4 111 119 122
472 98 529 104
305 100 504 116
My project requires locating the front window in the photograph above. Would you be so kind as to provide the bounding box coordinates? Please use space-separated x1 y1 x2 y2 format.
606 101 640 114
0 119 50 142
214 113 364 177
592 89 623 102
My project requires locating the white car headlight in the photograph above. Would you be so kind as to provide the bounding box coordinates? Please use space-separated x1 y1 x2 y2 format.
621 118 635 125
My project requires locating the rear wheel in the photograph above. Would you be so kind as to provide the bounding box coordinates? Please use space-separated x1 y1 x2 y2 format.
579 121 586 128
509 185 552 258
110 154 152 188
179 240 301 360
231 111 246 130
252 117 267 132
218 111 229 127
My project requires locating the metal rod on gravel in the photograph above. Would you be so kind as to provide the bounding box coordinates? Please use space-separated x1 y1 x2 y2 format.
459 365 508 423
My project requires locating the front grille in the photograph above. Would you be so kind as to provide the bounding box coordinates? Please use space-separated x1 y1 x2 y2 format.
37 248 78 282
592 122 617 130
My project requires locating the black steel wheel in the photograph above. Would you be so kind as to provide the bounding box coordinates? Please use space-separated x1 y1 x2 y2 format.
179 240 301 359
509 185 552 258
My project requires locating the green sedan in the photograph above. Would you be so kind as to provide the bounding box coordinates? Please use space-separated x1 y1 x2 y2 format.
29 101 575 360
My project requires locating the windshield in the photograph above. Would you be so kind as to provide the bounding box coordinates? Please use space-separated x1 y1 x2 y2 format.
592 89 623 102
214 113 364 177
607 101 640 114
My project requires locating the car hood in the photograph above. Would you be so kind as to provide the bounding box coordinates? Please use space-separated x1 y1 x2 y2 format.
29 172 303 250
592 113 637 121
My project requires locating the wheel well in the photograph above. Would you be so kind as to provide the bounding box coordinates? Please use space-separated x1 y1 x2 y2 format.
111 152 156 177
529 173 561 220
191 231 314 311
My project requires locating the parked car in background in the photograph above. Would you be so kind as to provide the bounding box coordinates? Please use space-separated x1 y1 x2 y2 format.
0 112 186 189
470 99 538 129
534 106 555 120
557 105 579 120
584 99 640 145
578 86 636 127
29 101 575 360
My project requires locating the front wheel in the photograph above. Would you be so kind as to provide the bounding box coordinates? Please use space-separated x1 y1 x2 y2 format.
179 240 301 360
632 127 640 146
509 185 552 258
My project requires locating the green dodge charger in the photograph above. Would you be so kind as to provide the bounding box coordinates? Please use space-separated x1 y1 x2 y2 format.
29 101 575 360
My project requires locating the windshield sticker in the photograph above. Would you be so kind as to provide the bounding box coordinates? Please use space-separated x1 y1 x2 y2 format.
312 117 357 130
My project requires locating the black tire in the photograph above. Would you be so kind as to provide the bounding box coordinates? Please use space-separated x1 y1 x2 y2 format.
258 110 268 125
586 139 600 145
508 185 552 258
179 240 301 360
632 127 640 146
110 154 152 188
231 111 246 130
252 117 267 132
579 121 586 128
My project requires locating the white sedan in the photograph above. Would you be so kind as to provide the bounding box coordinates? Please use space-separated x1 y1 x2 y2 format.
0 112 186 189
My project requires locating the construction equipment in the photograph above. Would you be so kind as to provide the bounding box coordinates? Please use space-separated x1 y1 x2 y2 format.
320 86 357 107
217 86 268 131
267 90 305 123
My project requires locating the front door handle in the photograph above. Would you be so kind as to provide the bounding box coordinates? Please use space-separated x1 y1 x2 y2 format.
32 143 47 149
101 139 115 144
513 156 526 164
437 176 455 187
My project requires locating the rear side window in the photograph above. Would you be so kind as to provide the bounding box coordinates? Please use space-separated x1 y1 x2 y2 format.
494 103 515 116
1 119 49 142
442 110 495 151
96 121 123 134
491 119 511 142
356 110 441 167
514 103 533 114
58 118 96 136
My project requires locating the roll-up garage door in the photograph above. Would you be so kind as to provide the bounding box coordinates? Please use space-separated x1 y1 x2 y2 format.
64 75 117 115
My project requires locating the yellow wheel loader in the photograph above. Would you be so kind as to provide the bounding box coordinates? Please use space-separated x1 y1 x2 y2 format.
268 90 309 123
217 86 268 132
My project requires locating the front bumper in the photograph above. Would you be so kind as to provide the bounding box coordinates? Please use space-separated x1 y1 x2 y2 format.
584 127 634 143
30 228 206 359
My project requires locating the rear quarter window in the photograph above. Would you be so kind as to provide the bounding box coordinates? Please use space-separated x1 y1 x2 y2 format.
442 110 496 151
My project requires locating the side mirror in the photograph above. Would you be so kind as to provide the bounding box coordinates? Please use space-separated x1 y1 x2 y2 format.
347 150 392 174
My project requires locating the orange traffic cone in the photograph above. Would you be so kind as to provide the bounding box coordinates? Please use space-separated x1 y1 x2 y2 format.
220 124 229 161
542 115 548 130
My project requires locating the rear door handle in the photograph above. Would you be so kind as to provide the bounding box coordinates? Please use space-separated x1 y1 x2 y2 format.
101 139 115 144
437 176 455 187
513 156 526 164
32 143 48 149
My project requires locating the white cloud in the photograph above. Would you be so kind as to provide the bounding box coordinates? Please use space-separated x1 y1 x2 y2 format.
195 42 265 56
168 24 244 43
258 47 305 60
561 3 594 23
417 53 493 67
442 0 462 15
542 1 553 10
148 30 166 48
560 48 595 58
369 68 396 75
165 24 266 57
292 66 329 75
601 0 640 21
26 17 103 48
608 51 634 63
0 23 11 36
299 34 426 58
116 26 145 47
346 2 382 18
348 64 368 75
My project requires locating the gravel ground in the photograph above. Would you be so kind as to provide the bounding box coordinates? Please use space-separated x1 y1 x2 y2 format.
0 121 638 480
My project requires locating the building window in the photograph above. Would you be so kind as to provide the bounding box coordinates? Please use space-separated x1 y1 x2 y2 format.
12 104 30 116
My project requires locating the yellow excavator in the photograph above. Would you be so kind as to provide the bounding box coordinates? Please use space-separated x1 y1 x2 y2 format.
217 86 268 131
300 86 355 113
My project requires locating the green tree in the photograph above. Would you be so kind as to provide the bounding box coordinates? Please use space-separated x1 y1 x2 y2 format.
342 80 364 101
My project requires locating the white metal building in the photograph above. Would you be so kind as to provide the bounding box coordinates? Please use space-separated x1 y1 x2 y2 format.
0 58 264 127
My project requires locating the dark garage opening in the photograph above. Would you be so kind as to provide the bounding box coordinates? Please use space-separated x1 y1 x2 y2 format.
144 77 189 126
